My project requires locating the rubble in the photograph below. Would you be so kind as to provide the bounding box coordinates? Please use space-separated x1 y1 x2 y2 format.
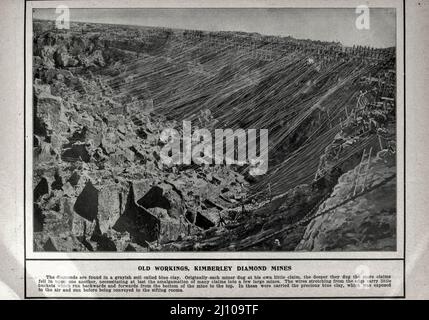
32 20 396 252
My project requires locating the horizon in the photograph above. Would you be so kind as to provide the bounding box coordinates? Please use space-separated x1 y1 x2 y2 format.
33 8 396 48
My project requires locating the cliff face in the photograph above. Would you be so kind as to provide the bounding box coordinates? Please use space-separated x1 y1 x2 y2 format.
32 20 397 252
33 22 249 252
296 152 396 251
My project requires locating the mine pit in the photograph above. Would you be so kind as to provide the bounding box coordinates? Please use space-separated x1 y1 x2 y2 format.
32 18 397 253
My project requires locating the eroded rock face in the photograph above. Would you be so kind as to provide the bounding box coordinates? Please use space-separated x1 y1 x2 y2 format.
32 20 396 252
111 184 191 245
74 181 99 221
34 177 49 200
34 232 88 252
295 155 396 251
73 181 124 234
34 90 65 133
113 184 159 246
43 235 87 252
79 49 106 68
195 211 216 229
32 22 253 252
137 183 184 218
97 185 124 234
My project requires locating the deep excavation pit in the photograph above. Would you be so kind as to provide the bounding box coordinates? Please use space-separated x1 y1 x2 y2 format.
32 20 396 252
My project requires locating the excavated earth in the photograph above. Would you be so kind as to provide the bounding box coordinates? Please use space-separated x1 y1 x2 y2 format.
33 20 397 252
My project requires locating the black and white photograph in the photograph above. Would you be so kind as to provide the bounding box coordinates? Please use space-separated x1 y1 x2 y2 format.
31 6 398 253
9 0 429 301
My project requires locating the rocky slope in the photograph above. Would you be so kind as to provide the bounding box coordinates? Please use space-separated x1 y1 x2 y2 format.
296 151 396 251
32 20 397 251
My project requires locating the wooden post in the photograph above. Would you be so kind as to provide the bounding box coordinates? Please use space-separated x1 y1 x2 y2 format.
378 134 384 150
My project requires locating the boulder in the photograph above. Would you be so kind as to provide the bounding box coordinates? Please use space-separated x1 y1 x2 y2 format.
137 183 183 218
33 82 51 96
43 235 87 252
67 172 80 187
38 205 72 236
33 204 44 232
90 229 130 252
54 46 79 67
156 216 188 244
34 140 58 162
113 193 160 245
113 184 189 245
34 177 49 200
61 143 91 162
147 207 169 219
125 243 149 252
195 211 216 229
101 129 120 154
69 196 97 240
35 91 66 133
131 180 153 201
73 181 124 234
78 49 106 68
97 185 124 234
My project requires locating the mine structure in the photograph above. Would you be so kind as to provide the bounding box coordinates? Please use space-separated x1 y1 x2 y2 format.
32 20 397 252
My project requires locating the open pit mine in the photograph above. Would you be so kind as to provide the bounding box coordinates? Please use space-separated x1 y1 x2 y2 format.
32 20 397 252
